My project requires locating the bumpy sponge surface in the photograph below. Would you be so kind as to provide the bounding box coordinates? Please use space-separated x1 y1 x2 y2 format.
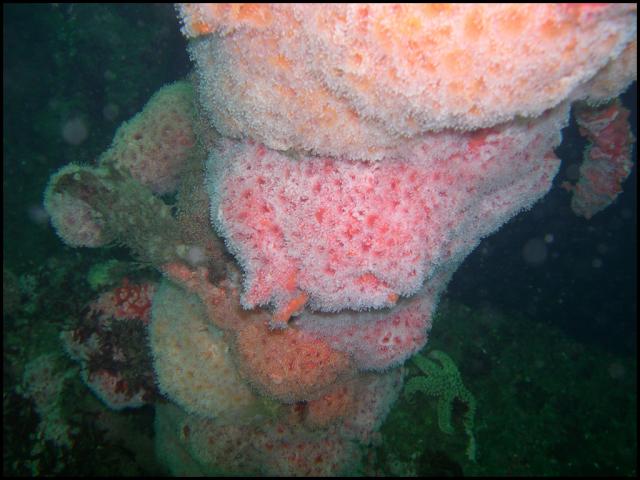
150 280 260 422
182 3 636 160
208 104 566 315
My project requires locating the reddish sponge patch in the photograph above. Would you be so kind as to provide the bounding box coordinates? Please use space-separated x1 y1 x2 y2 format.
83 369 148 410
297 285 436 370
234 319 354 402
111 278 155 323
84 278 156 324
562 100 634 219
259 422 356 476
304 382 356 430
61 279 157 410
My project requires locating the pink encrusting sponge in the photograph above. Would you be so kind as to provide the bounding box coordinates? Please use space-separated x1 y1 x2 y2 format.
208 105 566 323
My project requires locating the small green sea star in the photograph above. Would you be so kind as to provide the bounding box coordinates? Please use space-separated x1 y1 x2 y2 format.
404 350 477 461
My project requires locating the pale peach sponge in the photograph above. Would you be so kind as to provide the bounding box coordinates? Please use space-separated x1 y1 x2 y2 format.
102 81 196 194
150 280 261 422
180 4 636 160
